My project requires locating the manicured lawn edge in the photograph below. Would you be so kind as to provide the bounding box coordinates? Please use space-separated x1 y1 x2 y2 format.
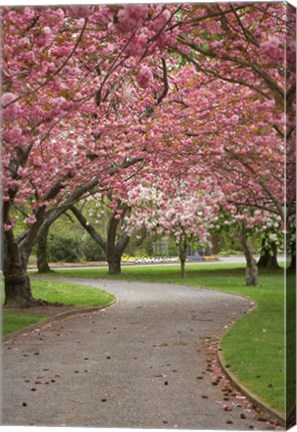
218 334 285 423
1 278 116 336
166 280 286 420
184 281 286 419
2 300 116 342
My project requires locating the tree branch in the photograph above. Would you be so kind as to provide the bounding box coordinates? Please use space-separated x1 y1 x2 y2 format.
71 205 107 251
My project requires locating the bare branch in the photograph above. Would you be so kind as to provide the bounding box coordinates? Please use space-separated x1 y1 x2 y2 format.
157 58 169 105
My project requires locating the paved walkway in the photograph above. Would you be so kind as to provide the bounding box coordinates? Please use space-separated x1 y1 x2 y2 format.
2 279 282 429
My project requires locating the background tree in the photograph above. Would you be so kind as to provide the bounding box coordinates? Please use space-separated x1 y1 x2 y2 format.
125 178 222 277
71 197 131 275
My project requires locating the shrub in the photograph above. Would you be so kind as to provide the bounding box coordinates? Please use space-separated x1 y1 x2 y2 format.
81 235 107 262
47 235 83 263
134 248 149 258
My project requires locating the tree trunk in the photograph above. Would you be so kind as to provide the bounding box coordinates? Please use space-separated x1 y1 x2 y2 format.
257 238 280 269
3 231 41 307
4 272 35 308
106 208 130 275
107 252 122 275
178 238 187 278
239 222 258 286
211 232 220 255
106 216 122 275
180 258 186 278
37 224 52 273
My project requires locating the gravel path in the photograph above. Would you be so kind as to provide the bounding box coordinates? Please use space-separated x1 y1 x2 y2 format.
2 278 282 429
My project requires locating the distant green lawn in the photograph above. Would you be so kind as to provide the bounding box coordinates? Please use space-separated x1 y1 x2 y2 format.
35 263 289 415
2 279 115 336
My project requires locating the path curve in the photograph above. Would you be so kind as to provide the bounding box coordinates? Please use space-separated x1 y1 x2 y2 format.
2 278 281 429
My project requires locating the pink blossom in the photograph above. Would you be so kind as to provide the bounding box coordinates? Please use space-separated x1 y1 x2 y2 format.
115 5 149 33
1 92 17 107
55 46 73 58
14 198 26 206
43 27 53 45
136 66 153 89
3 224 12 232
35 26 53 47
260 36 282 62
2 93 20 121
18 37 30 47
87 45 96 55
33 157 43 167
25 216 37 225
152 9 171 32
126 32 148 57
67 6 92 19
231 114 239 123
3 125 22 145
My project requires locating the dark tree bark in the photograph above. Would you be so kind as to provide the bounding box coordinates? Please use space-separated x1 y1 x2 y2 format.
3 233 32 307
3 196 47 307
37 224 52 273
106 248 122 275
239 222 258 286
178 236 188 278
106 209 130 275
3 230 44 307
257 238 280 269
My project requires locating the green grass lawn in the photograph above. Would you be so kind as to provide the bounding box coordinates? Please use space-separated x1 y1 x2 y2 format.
3 312 48 336
34 263 288 415
286 272 296 415
2 279 115 336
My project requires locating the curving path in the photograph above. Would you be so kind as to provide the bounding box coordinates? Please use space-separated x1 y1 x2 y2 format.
2 278 281 429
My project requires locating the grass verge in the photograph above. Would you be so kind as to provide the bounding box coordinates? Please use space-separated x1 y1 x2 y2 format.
2 279 115 336
35 263 286 414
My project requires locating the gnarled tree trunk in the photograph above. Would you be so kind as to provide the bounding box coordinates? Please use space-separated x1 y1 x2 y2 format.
37 223 52 273
106 248 122 275
106 211 130 275
239 222 258 286
3 231 37 307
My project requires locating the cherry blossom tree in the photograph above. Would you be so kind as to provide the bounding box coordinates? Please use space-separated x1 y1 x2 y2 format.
1 4 181 306
125 175 223 277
